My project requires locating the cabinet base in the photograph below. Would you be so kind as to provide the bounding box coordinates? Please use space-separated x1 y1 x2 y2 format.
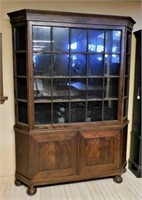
15 172 124 196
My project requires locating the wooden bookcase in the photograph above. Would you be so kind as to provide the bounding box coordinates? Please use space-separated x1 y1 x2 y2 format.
8 9 135 195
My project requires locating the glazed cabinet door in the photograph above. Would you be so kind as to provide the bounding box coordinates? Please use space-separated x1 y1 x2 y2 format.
32 24 122 126
79 129 121 175
30 130 77 180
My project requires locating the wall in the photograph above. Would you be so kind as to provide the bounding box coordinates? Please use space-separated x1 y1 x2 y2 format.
0 0 142 183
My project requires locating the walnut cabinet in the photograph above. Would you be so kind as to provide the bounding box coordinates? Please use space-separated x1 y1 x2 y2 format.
8 9 135 195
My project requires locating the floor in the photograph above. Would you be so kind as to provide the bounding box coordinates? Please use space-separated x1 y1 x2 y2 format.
0 169 142 200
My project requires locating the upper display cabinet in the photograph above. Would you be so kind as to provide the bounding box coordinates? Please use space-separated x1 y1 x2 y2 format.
8 9 135 128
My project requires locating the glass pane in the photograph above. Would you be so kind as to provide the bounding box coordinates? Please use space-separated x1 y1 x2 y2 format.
126 31 131 54
34 78 51 99
35 103 51 124
18 102 28 124
53 54 69 76
15 26 26 51
88 78 103 98
53 78 69 99
58 103 69 123
104 78 119 98
88 30 104 53
124 77 129 97
17 78 27 99
70 102 86 123
105 30 121 53
70 78 87 99
71 54 86 76
104 100 118 120
16 53 26 76
33 53 51 75
88 101 102 122
88 54 104 76
33 26 51 52
123 98 128 117
53 27 69 52
125 56 130 75
53 103 69 124
71 29 87 52
105 54 120 76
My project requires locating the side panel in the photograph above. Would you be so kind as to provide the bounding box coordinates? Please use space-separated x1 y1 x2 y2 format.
15 131 30 179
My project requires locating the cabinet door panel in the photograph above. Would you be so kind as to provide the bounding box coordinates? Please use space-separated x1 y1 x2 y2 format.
30 131 77 179
79 130 120 175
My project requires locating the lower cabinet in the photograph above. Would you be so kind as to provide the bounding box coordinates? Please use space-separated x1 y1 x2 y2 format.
15 125 127 195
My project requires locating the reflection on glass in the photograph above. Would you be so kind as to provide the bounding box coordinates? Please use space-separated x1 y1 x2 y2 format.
104 100 118 120
71 54 86 76
35 103 51 124
33 53 51 75
88 54 104 76
53 54 69 76
53 27 69 52
88 30 104 53
105 54 120 76
18 102 28 124
88 78 103 98
87 101 102 121
53 103 69 124
53 78 69 99
34 78 51 99
71 29 87 52
33 26 51 51
104 78 119 98
16 53 26 76
70 78 86 99
70 102 86 123
105 30 121 53
17 78 27 99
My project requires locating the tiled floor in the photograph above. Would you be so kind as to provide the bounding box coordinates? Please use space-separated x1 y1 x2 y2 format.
0 169 142 200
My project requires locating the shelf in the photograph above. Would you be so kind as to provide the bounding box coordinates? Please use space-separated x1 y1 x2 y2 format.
16 99 28 103
15 50 26 53
34 98 118 103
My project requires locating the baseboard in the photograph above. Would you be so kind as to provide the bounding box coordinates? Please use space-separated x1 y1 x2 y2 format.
128 159 142 178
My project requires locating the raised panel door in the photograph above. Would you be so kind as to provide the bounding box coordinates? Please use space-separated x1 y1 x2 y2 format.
79 129 121 175
30 130 78 180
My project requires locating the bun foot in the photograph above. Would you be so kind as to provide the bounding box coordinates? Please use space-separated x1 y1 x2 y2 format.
113 175 123 184
27 186 37 196
15 180 22 186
